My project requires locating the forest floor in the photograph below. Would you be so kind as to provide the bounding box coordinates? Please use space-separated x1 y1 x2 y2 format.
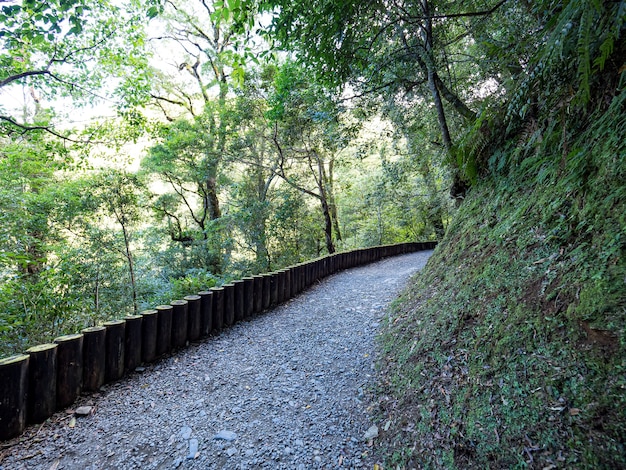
0 250 432 470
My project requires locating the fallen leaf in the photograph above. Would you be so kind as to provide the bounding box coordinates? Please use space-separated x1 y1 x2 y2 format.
49 460 60 470
569 408 580 416
68 417 76 428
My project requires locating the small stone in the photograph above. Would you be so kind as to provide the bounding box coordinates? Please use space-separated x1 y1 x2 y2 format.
187 439 198 459
75 406 92 416
213 430 237 441
135 366 146 373
180 426 192 440
226 447 237 457
363 425 378 440
295 439 304 447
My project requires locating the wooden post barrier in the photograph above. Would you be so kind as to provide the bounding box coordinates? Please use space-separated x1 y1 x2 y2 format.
26 343 57 424
155 305 173 356
81 326 106 392
198 291 213 336
124 315 142 372
252 275 263 313
242 277 254 319
262 274 271 310
233 280 245 322
103 320 125 383
277 269 287 303
222 284 235 327
54 334 83 409
210 287 224 332
185 295 202 341
171 300 189 349
269 272 279 307
0 354 29 440
140 309 158 363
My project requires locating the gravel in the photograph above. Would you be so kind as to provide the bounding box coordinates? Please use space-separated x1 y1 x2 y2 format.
1 251 432 470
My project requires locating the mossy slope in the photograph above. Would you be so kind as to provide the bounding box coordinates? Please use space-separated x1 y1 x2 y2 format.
377 90 625 468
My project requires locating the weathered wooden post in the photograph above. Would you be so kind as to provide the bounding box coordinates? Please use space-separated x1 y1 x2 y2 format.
222 284 235 327
26 343 57 424
156 305 173 356
269 272 279 307
81 326 106 392
185 295 202 341
262 274 271 310
54 334 83 409
140 309 158 363
252 275 263 313
124 315 142 372
0 354 29 440
233 280 245 322
198 291 213 336
171 299 189 349
103 320 125 383
242 277 254 319
283 268 292 300
210 287 224 332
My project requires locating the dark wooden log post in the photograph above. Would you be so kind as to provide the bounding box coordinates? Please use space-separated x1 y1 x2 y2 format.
222 284 235 327
171 300 189 349
124 315 142 372
242 277 254 319
185 295 202 341
233 280 245 322
277 270 287 304
156 305 173 356
269 272 279 307
54 334 83 410
26 343 57 424
103 320 125 383
140 309 158 363
283 269 292 300
0 354 29 440
210 287 224 332
81 326 106 392
252 275 263 313
198 291 213 336
262 274 271 310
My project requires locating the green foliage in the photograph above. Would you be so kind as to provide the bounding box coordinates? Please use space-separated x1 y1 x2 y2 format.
377 82 626 469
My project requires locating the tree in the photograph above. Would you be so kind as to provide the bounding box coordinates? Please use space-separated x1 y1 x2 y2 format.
267 60 358 254
0 0 156 142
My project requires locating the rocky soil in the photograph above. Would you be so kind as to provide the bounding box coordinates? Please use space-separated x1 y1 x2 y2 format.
1 250 432 470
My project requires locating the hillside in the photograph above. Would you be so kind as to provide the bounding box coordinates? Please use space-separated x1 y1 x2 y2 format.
376 80 625 466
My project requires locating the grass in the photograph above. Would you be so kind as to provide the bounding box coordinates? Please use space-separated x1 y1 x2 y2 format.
374 89 626 468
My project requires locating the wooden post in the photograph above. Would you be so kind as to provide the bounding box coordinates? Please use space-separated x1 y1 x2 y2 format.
252 275 263 313
54 334 83 410
171 299 189 349
276 270 286 304
103 320 125 383
269 272 279 307
210 287 224 332
26 344 57 424
81 326 106 392
198 291 213 336
0 354 29 440
140 309 158 363
283 269 292 301
185 295 202 341
223 284 235 327
124 315 142 372
242 277 254 319
233 280 245 322
262 274 271 310
156 305 173 356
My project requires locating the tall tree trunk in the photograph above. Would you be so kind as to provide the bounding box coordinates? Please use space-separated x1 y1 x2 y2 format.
327 159 342 242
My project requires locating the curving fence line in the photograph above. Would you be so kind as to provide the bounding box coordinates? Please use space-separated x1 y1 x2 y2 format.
0 241 437 441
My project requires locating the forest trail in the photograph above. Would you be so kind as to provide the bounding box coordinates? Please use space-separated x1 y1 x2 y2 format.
1 250 432 470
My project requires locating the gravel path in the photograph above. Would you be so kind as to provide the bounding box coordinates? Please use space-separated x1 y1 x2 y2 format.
1 251 432 470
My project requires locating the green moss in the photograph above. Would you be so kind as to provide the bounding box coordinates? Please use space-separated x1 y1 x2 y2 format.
376 90 626 468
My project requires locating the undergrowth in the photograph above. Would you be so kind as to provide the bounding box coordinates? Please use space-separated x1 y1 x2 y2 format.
376 85 625 467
